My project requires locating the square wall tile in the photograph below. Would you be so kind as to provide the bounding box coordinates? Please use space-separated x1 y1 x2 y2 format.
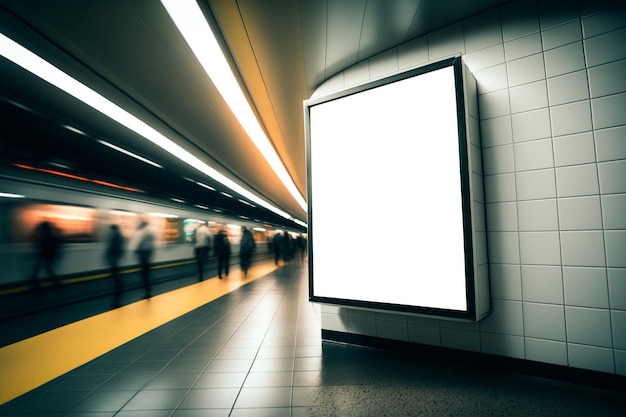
547 71 590 106
517 199 558 231
514 139 554 172
519 232 562 265
466 44 505 72
320 304 346 315
486 202 518 231
595 126 626 162
551 101 593 137
474 64 509 94
481 333 525 358
540 2 580 31
504 33 542 61
563 267 609 308
605 231 626 268
544 42 586 78
464 9 502 52
479 90 511 119
369 49 398 81
588 59 626 98
348 316 376 337
568 344 615 373
441 327 480 352
616 349 626 376
408 322 441 346
487 231 520 264
613 310 626 349
602 194 626 229
591 92 626 130
483 145 515 175
582 6 626 38
523 302 566 341
321 313 348 333
525 338 567 366
553 132 596 167
481 116 513 147
516 169 556 200
511 109 551 142
480 299 524 335
428 23 465 60
510 81 549 113
584 27 626 67
376 319 408 341
521 265 563 303
542 20 582 50
608 268 626 310
398 36 428 70
484 173 517 203
598 160 626 194
502 10 540 41
558 196 603 230
560 231 606 267
556 164 599 197
507 54 546 87
489 264 522 300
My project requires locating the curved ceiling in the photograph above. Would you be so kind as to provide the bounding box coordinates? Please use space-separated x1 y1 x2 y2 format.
0 0 507 229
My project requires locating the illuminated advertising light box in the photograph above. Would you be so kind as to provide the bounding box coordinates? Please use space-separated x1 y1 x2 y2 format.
304 57 489 321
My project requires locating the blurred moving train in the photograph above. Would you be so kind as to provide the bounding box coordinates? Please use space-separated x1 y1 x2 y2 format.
0 175 305 291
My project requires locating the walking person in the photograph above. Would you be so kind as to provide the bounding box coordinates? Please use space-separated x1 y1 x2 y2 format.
213 225 231 279
239 226 255 276
134 214 155 298
30 220 62 288
195 222 212 281
106 224 125 306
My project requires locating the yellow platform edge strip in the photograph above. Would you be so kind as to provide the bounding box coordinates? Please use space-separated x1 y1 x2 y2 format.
0 262 278 405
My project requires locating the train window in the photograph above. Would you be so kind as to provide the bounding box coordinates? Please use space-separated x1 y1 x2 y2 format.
305 57 489 322
108 210 138 240
15 203 97 243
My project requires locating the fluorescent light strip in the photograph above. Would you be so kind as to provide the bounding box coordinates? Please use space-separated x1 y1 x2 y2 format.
62 124 87 136
196 181 216 191
98 140 163 168
0 192 25 198
0 32 296 222
160 0 307 214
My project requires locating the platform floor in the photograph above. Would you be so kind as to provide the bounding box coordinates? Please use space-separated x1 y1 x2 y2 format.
0 259 624 416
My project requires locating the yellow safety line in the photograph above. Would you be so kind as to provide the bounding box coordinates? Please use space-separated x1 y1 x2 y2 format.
0 262 278 405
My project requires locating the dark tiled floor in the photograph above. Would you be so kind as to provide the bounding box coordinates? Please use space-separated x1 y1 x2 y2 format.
1 260 624 416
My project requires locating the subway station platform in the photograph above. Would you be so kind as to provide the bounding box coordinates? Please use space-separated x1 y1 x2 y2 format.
0 259 624 416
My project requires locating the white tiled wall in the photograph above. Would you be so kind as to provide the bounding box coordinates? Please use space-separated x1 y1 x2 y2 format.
313 0 626 376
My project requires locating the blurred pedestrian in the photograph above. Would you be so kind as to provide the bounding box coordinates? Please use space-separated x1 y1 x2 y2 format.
296 234 307 263
213 225 231 279
195 222 212 281
282 231 292 263
134 214 155 298
30 220 62 287
239 226 255 276
273 231 282 265
106 224 125 306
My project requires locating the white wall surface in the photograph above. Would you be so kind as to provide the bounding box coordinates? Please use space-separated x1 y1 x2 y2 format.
312 0 626 376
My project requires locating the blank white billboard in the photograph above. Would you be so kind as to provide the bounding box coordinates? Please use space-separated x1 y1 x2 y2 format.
306 58 484 319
